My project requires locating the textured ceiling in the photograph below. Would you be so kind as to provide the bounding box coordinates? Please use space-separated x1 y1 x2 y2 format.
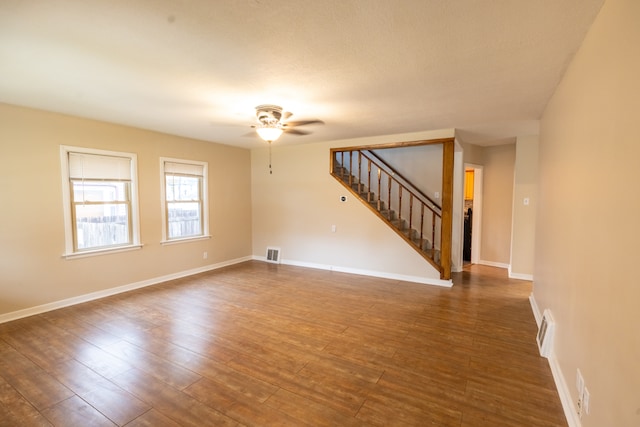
0 0 603 148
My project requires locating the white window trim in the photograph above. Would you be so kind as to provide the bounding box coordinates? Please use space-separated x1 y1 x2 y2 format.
62 244 143 260
60 145 142 258
160 157 210 244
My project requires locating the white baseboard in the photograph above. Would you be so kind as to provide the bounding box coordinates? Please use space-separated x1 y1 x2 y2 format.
478 259 510 269
529 294 542 325
0 256 252 324
509 270 534 281
2 254 450 325
481 262 535 282
252 256 453 288
548 353 581 427
529 294 580 427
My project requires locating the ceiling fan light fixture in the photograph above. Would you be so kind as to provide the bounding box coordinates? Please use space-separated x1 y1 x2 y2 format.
256 125 283 142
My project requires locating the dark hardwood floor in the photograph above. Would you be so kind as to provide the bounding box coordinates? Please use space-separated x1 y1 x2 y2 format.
0 261 566 426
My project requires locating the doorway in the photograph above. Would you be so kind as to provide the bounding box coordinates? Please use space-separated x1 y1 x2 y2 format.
463 164 483 265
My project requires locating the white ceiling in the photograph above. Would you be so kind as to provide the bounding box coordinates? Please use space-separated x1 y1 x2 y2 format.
0 0 603 148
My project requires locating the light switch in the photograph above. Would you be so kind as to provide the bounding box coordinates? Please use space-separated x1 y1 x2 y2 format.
523 197 530 206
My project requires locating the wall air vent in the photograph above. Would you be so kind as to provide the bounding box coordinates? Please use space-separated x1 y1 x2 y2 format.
536 309 555 358
266 247 281 263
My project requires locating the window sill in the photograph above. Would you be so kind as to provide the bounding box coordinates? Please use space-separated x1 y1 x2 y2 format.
161 235 211 246
62 244 144 260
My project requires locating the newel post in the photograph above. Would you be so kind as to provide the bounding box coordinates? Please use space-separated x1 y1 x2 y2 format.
440 139 454 280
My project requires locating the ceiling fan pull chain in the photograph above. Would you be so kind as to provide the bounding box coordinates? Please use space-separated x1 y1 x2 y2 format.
269 142 273 174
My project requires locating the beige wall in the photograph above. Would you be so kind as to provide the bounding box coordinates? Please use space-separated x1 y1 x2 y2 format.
510 135 539 278
372 144 443 201
534 0 639 425
251 129 454 284
460 141 484 166
480 144 516 266
0 104 252 317
461 140 521 268
371 144 450 266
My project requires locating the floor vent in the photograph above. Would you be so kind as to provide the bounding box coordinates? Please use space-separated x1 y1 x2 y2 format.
266 247 281 263
536 309 555 358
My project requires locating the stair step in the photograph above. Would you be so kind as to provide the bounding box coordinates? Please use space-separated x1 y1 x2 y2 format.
359 191 376 200
339 175 359 187
400 227 441 259
412 237 434 251
391 218 406 229
332 170 357 181
422 248 441 263
402 228 418 240
333 166 349 174
379 208 394 219
368 200 385 211
351 182 367 191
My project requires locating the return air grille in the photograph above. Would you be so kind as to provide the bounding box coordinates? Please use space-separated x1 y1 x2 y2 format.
536 309 555 358
266 247 280 263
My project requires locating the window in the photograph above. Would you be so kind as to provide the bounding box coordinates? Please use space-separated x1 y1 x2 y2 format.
160 158 209 243
60 146 141 257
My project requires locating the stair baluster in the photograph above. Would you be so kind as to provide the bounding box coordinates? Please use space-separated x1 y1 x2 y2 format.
387 175 392 220
420 204 425 247
376 168 382 211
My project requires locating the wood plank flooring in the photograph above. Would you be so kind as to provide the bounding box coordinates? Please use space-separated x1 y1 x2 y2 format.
0 262 566 426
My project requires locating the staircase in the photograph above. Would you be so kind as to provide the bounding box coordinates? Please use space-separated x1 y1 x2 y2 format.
330 142 454 280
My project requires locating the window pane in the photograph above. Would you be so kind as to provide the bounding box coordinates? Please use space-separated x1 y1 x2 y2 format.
73 181 127 203
166 175 200 201
160 158 208 243
62 146 139 256
75 203 130 249
167 202 202 238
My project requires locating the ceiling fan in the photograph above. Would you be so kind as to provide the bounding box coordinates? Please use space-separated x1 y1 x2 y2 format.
251 104 323 143
251 104 323 175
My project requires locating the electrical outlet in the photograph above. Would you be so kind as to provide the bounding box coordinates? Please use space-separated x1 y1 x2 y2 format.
203 251 208 259
577 394 583 418
434 191 440 199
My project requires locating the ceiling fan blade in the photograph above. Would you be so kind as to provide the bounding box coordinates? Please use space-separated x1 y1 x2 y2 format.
282 111 293 120
284 128 310 136
284 119 324 127
243 130 259 137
